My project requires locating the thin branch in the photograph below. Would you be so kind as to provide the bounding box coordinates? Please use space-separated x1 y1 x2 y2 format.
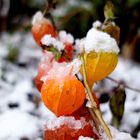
106 77 120 84
125 85 140 93
107 77 140 93
43 1 57 30
47 12 57 30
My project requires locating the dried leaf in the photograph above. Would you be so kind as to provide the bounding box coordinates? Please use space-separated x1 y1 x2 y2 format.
44 46 62 60
7 46 18 63
109 85 126 128
102 22 120 44
104 0 115 20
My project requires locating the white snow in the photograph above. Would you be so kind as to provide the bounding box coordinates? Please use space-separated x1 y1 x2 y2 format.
67 58 82 75
92 20 102 28
75 38 85 54
84 28 120 53
44 116 87 131
32 11 44 25
78 136 94 140
41 34 64 51
86 93 93 108
0 110 40 140
79 126 136 140
109 126 136 140
41 58 82 82
59 30 74 44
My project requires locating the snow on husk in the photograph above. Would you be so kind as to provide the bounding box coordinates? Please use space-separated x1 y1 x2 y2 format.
84 28 120 53
44 116 87 131
0 32 139 140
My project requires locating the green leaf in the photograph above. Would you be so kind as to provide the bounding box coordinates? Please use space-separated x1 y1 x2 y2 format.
45 46 62 61
109 85 126 128
48 46 58 52
54 52 61 60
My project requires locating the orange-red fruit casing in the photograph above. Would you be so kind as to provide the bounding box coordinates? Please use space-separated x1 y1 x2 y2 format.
41 76 86 116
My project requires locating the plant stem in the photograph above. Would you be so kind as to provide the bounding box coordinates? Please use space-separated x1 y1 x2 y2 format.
107 76 140 93
88 108 100 131
81 54 97 108
81 54 112 140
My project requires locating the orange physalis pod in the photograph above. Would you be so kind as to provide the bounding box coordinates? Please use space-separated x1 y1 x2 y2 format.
81 52 118 88
34 75 43 91
44 116 99 140
41 76 86 116
31 12 57 46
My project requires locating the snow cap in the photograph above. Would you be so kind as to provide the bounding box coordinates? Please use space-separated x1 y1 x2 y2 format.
75 38 85 54
32 11 44 25
84 28 120 53
41 35 64 51
92 20 102 28
59 30 74 44
44 116 87 131
41 58 82 82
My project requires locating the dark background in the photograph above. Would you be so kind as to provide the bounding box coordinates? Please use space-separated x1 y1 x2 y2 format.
0 0 140 62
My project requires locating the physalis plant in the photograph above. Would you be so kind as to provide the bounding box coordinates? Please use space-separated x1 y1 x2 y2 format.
32 10 119 140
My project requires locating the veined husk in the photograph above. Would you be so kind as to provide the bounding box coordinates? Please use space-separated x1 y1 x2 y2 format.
81 51 118 88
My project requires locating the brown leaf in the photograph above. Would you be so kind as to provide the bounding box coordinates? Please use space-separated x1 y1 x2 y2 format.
109 85 126 128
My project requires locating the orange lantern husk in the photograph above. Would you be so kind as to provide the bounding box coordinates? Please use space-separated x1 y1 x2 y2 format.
44 116 99 140
31 19 57 46
41 76 86 116
81 51 118 88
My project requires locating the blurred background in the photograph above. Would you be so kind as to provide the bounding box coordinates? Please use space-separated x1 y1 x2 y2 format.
0 0 140 140
1 0 140 60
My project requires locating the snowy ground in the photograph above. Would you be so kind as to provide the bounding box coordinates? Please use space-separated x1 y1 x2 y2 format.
0 32 140 140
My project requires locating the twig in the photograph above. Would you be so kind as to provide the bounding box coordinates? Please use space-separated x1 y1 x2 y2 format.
43 0 57 30
107 77 120 84
88 108 100 131
125 85 140 93
47 12 57 30
107 77 140 93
